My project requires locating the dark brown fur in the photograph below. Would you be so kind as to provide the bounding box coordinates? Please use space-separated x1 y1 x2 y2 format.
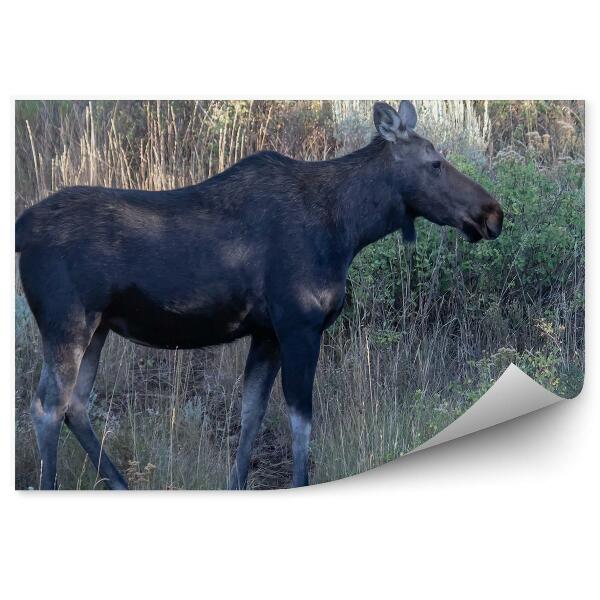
16 102 503 489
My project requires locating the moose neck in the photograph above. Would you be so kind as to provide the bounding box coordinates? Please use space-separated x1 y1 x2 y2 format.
332 138 410 258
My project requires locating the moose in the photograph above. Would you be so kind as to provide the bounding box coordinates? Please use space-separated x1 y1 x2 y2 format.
16 101 503 490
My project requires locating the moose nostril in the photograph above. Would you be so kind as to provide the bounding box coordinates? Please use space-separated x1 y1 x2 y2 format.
485 211 503 239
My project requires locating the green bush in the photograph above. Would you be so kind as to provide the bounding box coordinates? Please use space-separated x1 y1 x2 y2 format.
345 154 584 398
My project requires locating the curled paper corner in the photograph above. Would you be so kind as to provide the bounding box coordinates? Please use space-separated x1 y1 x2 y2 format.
409 363 564 454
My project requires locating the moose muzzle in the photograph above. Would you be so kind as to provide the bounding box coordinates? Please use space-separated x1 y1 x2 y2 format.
462 203 504 243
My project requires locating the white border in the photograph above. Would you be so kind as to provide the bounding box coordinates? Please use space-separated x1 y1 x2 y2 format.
411 364 562 453
1 2 597 598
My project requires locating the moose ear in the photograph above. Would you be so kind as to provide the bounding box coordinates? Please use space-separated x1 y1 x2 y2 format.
373 102 406 142
398 100 417 130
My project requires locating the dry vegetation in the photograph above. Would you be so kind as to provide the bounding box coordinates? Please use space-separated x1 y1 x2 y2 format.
15 100 585 489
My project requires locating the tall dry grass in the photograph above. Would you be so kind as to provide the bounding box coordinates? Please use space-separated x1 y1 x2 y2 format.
14 100 584 489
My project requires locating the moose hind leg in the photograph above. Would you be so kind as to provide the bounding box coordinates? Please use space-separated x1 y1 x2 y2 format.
228 335 280 490
64 327 128 490
31 341 86 490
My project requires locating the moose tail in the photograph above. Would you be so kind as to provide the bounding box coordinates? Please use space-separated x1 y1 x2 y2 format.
15 209 34 253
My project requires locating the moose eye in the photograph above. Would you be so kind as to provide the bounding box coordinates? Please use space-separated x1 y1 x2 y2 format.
431 161 442 170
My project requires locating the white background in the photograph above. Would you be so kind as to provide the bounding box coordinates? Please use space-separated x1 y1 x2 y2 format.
1 2 597 598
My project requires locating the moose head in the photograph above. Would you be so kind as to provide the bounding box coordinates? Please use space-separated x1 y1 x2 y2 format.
373 100 503 243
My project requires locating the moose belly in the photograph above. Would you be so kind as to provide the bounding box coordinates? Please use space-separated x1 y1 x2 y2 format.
104 286 261 349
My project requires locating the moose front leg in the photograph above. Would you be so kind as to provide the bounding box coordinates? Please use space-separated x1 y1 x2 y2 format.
279 327 321 487
229 335 280 490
